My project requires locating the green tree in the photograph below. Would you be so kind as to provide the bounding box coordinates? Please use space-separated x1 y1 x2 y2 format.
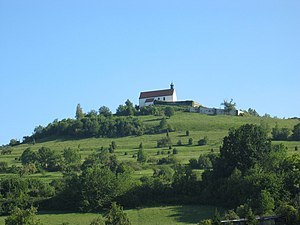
217 124 272 176
188 138 193 145
37 147 61 171
291 123 300 141
63 148 81 165
211 209 222 225
164 107 175 118
76 103 84 120
105 202 131 225
99 106 112 117
221 98 236 112
20 148 37 165
5 206 42 225
255 190 275 215
137 149 147 163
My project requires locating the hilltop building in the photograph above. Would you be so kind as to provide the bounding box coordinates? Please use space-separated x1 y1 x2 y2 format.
139 83 177 107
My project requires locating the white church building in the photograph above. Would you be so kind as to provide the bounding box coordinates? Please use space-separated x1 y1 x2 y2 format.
139 83 177 107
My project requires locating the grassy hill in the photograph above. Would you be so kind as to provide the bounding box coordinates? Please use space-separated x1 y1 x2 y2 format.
1 111 300 225
2 112 299 171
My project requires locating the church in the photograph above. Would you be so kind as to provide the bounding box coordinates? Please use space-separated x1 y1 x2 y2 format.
139 83 177 107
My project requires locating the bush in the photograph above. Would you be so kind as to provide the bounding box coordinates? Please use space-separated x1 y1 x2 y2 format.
188 138 193 145
157 137 172 148
198 136 208 146
173 148 178 154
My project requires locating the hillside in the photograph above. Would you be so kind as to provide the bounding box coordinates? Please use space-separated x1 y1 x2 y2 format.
2 111 300 169
1 110 300 225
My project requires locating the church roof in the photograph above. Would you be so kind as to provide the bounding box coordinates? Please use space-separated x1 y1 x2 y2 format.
139 89 174 99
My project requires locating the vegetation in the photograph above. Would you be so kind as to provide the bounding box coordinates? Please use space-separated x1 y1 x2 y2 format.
1 103 300 224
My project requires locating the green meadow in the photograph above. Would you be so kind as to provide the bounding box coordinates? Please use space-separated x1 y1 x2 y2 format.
0 205 222 225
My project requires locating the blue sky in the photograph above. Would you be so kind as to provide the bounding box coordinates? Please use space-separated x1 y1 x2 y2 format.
0 1 299 145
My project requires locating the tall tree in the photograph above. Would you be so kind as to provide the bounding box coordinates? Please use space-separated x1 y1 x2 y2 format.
221 99 236 112
105 202 131 225
76 104 84 120
216 124 272 176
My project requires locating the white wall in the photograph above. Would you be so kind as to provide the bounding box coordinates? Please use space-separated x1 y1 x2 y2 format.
139 93 177 107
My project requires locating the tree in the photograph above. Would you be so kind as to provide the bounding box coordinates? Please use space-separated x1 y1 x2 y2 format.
137 149 147 163
164 107 175 118
63 148 81 165
105 202 131 225
20 148 37 165
217 124 272 176
5 206 42 225
37 147 61 171
255 190 275 215
198 137 208 146
211 209 222 225
247 108 259 117
76 104 84 120
99 106 112 117
188 138 193 145
291 123 300 141
221 99 236 113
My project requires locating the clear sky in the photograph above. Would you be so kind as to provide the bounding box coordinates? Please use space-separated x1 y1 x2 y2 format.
0 1 299 145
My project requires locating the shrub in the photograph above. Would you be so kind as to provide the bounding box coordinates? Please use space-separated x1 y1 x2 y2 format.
188 138 193 145
198 136 208 146
173 148 178 154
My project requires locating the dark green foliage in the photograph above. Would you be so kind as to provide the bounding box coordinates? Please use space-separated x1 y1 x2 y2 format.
275 204 300 225
177 139 183 146
137 149 147 163
186 130 190 136
221 99 236 112
211 209 221 225
172 164 198 195
37 147 61 172
217 124 272 176
164 106 175 118
21 148 37 165
116 99 136 116
172 148 178 154
31 115 144 141
291 123 300 141
5 206 42 225
247 108 260 117
198 136 208 146
63 165 133 212
157 136 172 148
0 161 9 172
159 117 168 132
105 202 131 225
139 105 162 116
272 123 290 140
9 139 20 146
0 177 55 215
76 104 84 120
188 138 193 145
189 158 199 169
99 106 112 117
198 154 213 170
157 155 178 165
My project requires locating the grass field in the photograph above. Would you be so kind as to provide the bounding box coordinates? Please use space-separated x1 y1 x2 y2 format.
0 205 222 225
1 112 299 179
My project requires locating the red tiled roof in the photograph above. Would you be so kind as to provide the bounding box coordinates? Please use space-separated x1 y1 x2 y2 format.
139 89 174 99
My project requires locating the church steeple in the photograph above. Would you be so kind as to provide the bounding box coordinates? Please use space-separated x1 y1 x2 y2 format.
170 82 174 90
